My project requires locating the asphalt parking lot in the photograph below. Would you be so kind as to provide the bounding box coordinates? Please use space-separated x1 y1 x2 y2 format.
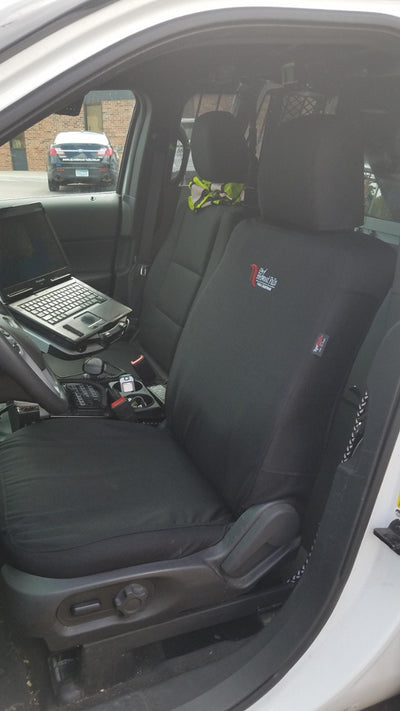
0 171 114 199
0 171 52 199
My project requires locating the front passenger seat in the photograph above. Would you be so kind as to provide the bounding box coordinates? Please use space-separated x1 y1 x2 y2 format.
0 115 394 659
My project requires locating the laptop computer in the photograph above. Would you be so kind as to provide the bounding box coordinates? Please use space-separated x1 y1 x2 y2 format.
0 202 131 348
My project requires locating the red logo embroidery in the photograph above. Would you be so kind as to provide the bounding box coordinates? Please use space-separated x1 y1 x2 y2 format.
250 264 258 287
313 333 329 357
250 264 278 291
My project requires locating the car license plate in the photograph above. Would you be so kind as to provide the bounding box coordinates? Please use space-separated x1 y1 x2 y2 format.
75 169 89 177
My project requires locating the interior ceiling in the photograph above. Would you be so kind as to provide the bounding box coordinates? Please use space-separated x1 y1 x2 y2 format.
58 21 400 119
4 14 400 150
105 38 400 107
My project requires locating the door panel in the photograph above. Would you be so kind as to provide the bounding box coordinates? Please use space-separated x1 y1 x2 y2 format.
41 192 121 295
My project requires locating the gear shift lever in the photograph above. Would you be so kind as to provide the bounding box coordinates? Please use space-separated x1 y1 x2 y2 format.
82 356 105 378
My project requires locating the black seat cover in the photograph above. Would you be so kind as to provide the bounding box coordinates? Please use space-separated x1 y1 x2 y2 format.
135 112 252 376
0 115 394 579
1 418 231 577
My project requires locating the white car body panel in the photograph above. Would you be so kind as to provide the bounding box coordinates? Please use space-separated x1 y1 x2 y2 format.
250 435 400 709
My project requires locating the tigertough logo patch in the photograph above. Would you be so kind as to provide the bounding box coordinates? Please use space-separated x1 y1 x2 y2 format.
250 264 278 291
312 333 330 357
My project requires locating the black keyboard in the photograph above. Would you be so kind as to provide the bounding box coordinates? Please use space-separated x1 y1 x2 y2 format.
20 282 106 325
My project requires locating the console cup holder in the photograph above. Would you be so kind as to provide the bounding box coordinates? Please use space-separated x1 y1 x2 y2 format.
130 393 154 410
109 377 163 422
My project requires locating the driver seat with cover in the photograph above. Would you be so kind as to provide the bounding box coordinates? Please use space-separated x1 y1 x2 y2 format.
0 115 394 660
46 110 253 382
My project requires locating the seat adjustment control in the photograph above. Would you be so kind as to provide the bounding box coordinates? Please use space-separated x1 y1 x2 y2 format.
71 599 102 616
114 583 149 617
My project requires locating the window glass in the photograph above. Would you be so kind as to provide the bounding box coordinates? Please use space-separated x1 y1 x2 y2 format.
363 156 400 225
364 164 393 221
0 90 135 199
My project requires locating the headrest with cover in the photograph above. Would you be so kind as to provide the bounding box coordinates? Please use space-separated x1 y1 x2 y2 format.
190 111 250 184
258 115 364 231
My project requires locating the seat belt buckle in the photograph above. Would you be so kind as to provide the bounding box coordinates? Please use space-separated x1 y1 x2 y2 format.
110 396 136 421
130 354 156 385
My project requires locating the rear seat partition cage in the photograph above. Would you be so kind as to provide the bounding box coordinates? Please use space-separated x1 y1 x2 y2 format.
255 85 329 157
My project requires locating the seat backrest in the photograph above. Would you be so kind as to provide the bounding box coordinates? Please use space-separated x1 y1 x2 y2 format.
138 111 252 376
166 114 395 515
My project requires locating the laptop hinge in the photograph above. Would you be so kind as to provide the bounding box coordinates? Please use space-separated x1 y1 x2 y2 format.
7 287 34 299
50 273 71 284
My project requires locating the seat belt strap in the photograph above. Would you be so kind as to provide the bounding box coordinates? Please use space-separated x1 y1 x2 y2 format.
341 389 369 463
129 141 166 313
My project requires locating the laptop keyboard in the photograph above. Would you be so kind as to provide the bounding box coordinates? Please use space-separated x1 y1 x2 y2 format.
20 282 106 325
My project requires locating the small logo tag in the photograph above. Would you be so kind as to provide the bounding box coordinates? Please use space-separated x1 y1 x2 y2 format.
313 333 329 357
250 264 278 291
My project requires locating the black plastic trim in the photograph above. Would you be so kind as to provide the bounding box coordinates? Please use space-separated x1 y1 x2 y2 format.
0 501 299 650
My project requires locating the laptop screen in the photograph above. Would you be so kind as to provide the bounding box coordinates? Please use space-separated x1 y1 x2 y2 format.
0 203 68 295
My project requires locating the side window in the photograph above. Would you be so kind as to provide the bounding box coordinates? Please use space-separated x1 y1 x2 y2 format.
172 93 236 185
254 91 271 157
0 90 135 200
364 163 393 221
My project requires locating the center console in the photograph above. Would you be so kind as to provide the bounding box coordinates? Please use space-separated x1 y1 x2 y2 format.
8 363 165 432
0 300 164 431
62 375 164 423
